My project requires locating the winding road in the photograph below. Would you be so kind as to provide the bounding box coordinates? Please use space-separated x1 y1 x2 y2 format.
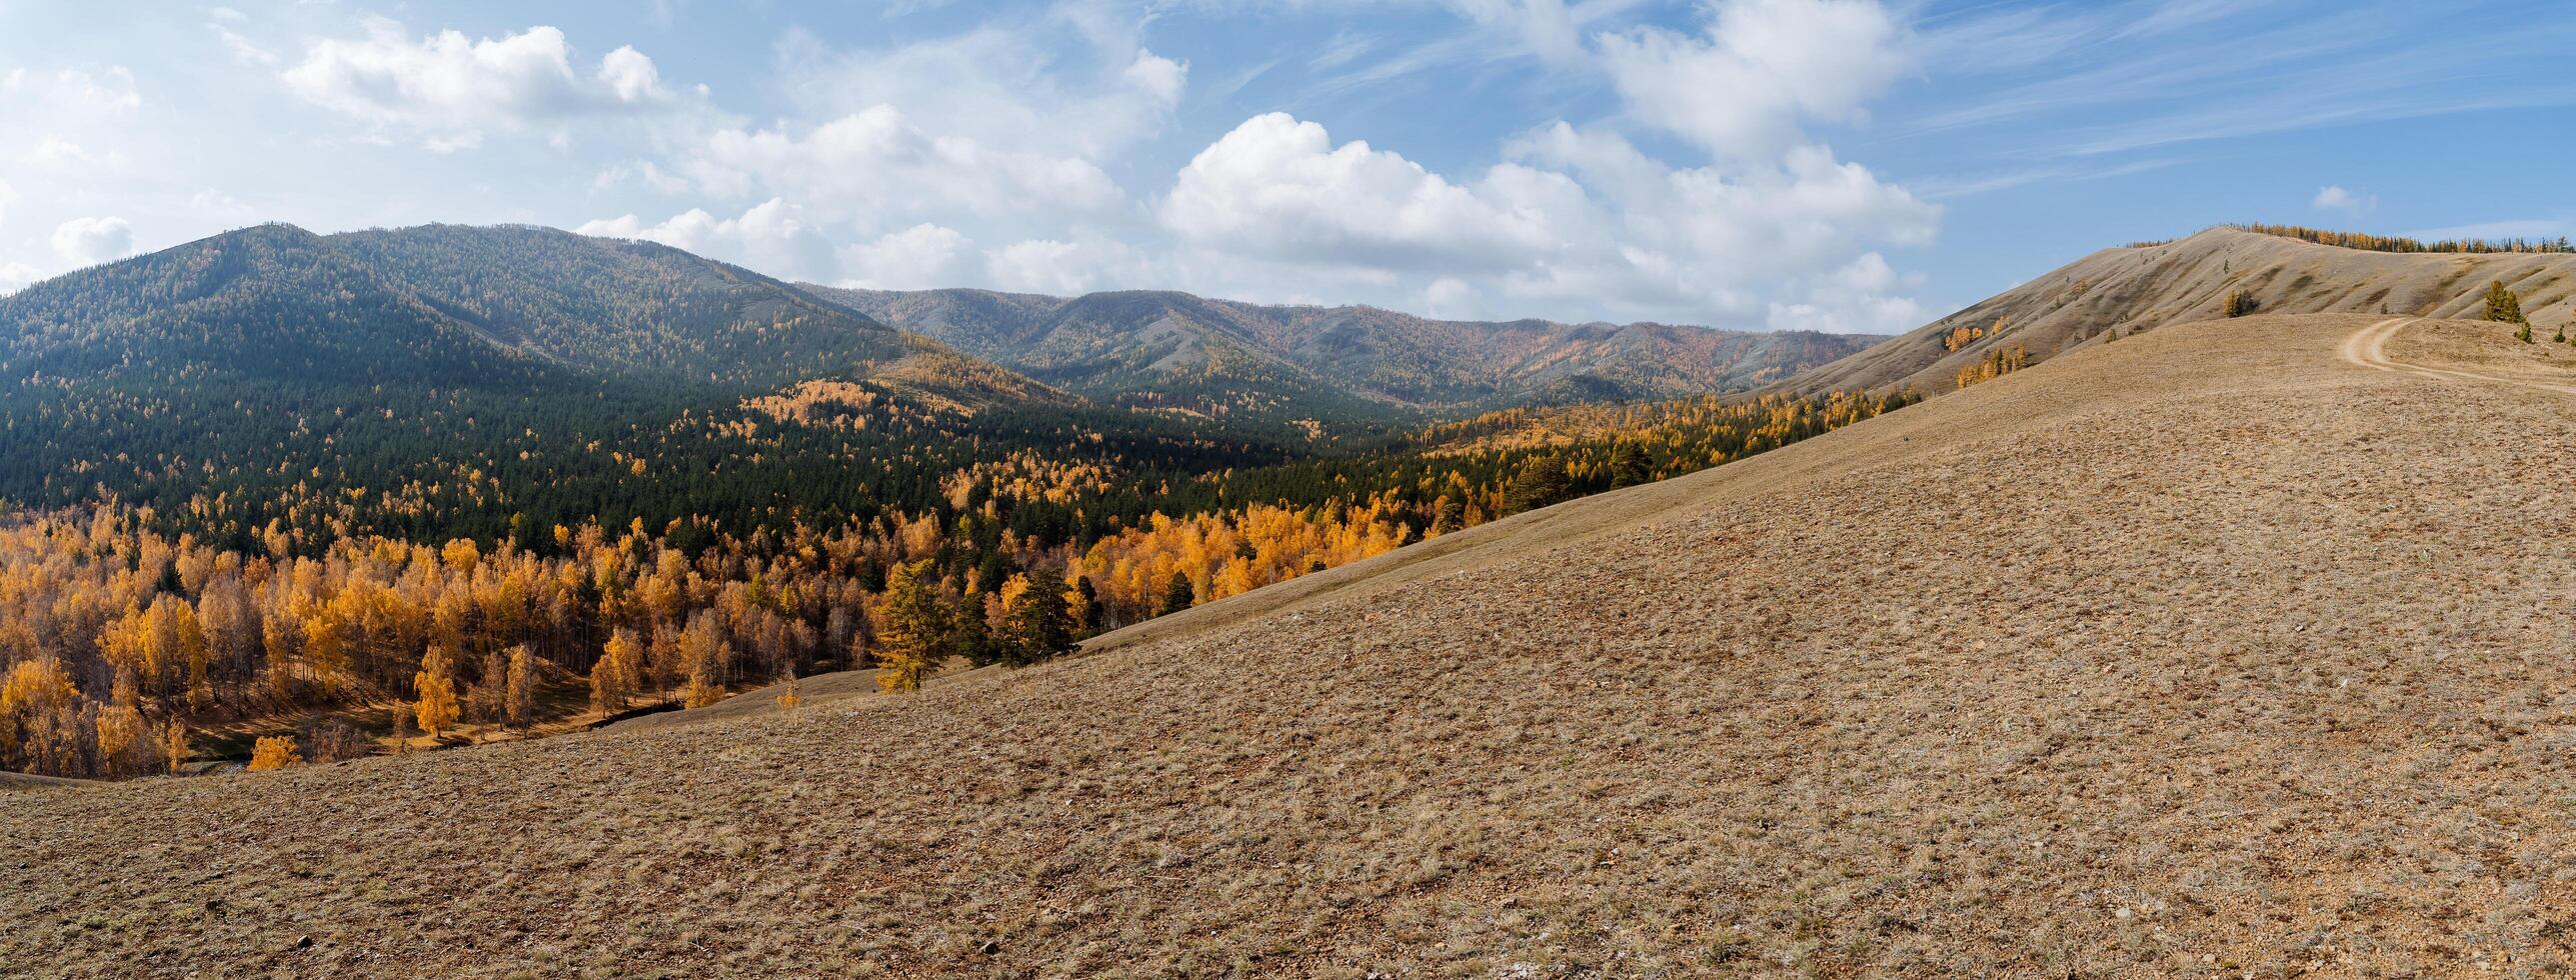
2339 316 2576 394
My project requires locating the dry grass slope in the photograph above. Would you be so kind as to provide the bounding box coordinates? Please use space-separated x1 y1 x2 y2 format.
1781 226 2576 396
12 313 2576 977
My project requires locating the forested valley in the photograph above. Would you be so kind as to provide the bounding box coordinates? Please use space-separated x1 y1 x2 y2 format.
0 223 1913 778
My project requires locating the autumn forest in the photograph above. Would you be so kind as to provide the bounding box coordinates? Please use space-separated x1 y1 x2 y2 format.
0 223 1910 778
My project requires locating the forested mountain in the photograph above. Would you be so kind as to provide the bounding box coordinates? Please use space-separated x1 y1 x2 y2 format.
0 221 1908 779
813 284 1881 423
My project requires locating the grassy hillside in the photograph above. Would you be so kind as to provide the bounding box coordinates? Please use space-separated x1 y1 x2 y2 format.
13 313 2576 975
1781 224 2576 395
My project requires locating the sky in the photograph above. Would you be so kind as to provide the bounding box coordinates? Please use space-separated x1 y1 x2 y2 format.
1 0 2571 334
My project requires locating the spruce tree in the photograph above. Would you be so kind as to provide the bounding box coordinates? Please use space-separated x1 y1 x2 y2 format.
1161 572 1197 615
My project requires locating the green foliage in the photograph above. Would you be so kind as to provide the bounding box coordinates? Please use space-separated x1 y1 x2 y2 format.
1162 572 1197 615
2485 280 2529 326
1503 457 1575 515
1002 569 1079 666
2224 290 2258 318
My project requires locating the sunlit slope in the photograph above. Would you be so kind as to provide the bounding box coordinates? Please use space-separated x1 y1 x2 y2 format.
1782 225 2576 395
11 314 2576 977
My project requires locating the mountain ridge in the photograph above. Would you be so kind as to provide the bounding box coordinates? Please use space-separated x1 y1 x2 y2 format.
810 282 1885 421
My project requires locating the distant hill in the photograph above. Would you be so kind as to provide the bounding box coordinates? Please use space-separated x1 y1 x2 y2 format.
810 284 1882 423
2 223 920 389
1779 225 2576 394
0 224 1274 546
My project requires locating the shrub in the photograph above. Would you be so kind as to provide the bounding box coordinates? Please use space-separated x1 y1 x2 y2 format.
247 736 303 772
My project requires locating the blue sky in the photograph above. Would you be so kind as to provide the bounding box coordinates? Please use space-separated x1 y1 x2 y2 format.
1 1 2570 333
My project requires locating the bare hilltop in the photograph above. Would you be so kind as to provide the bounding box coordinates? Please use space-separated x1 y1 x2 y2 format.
1782 225 2576 395
11 308 2576 977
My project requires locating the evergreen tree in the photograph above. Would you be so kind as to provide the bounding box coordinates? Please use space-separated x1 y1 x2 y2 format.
2223 290 2258 317
1503 457 1573 515
1002 568 1079 666
1161 571 1197 616
955 587 998 667
2484 280 2528 325
1607 443 1653 489
1072 576 1101 636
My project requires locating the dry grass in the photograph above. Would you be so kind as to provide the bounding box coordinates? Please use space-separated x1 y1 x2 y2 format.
10 314 2576 978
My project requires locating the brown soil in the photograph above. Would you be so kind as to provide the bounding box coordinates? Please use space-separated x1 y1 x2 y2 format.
9 314 2576 978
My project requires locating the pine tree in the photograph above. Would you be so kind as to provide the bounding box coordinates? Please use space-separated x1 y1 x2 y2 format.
875 560 950 693
2484 280 2528 325
1002 568 1078 666
1503 457 1573 515
1161 571 1197 616
1607 443 1653 489
2224 290 2258 317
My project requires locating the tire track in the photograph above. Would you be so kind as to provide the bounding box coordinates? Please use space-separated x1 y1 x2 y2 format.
2339 316 2576 394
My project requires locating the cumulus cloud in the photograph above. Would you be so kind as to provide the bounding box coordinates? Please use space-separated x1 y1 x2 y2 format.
1158 114 1935 328
686 105 1125 225
0 262 42 294
578 199 835 281
282 22 680 146
984 237 1141 295
51 216 134 266
1764 252 1927 333
1596 0 1908 160
2312 185 2375 214
1161 113 1583 272
837 224 977 290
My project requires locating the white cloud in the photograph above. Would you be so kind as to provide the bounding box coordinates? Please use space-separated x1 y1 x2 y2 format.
1160 112 1581 272
984 238 1140 295
1765 252 1926 333
578 198 834 281
837 224 976 290
282 22 680 146
0 179 15 229
0 262 45 295
2 67 142 113
51 216 134 266
2312 185 2375 214
686 106 1124 226
1156 113 1935 327
598 46 664 103
1595 0 1908 160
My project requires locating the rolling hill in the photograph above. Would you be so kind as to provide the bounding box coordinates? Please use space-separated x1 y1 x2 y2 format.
812 284 1882 423
1782 224 2576 394
12 311 2575 975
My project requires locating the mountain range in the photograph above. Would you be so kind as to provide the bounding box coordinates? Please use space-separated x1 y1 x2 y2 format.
810 284 1882 423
